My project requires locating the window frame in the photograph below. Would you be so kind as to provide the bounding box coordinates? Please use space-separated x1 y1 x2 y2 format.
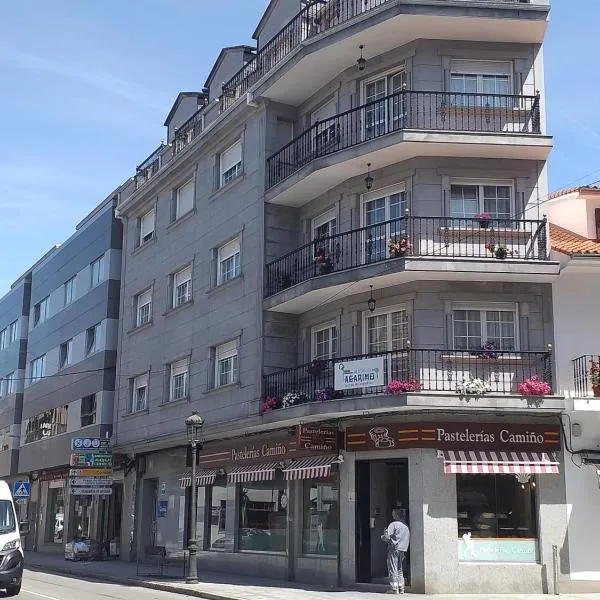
5 373 15 395
449 60 513 95
59 338 73 369
90 255 105 288
86 323 101 356
449 179 514 222
131 373 149 413
169 358 189 402
172 264 193 308
64 277 76 306
215 341 238 388
452 302 520 352
311 321 338 361
174 180 195 221
219 140 243 188
34 296 49 326
217 238 241 285
139 208 156 246
135 288 153 327
0 330 5 351
30 355 46 383
80 393 97 427
361 303 410 355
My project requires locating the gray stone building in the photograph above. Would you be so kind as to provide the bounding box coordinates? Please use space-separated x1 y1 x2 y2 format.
115 0 570 593
0 194 123 553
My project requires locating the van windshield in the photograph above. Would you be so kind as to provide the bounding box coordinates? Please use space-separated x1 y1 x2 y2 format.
0 501 16 534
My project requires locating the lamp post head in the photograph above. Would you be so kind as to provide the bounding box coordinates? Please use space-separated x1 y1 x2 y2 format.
185 411 204 444
357 45 366 71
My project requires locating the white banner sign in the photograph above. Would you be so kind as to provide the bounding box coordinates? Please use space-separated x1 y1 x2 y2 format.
334 356 385 390
70 477 113 487
70 487 112 496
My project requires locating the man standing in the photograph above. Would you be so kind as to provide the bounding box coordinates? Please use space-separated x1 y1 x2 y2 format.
381 508 410 594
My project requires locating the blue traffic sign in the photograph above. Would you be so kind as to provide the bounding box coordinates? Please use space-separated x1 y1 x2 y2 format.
13 481 30 498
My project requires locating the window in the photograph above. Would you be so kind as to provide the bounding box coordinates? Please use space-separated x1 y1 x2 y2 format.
30 355 46 383
0 427 10 452
215 341 238 388
80 394 97 427
131 374 148 413
450 60 511 107
363 187 407 261
24 405 68 443
365 308 409 383
450 182 512 221
68 494 93 540
0 330 5 350
363 70 406 139
59 339 73 369
90 255 106 287
457 474 538 563
135 289 152 327
208 485 227 550
8 321 18 344
5 373 15 395
453 305 517 351
172 265 192 308
46 487 65 543
139 208 155 245
311 100 338 151
34 296 49 326
302 476 339 556
312 322 338 361
220 141 242 187
86 323 102 355
174 180 194 221
217 238 241 285
64 277 76 306
169 358 189 402
0 379 3 398
239 479 287 552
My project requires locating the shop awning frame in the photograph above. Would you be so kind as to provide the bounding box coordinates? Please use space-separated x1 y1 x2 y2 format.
283 455 341 480
227 462 280 484
441 450 559 475
178 468 222 489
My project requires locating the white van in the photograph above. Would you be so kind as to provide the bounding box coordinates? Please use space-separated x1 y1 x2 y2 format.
0 481 28 596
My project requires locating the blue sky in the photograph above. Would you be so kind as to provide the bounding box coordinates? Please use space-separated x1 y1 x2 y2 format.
0 0 596 293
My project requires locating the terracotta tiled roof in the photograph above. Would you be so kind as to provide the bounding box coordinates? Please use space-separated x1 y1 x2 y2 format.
550 223 600 255
548 185 600 201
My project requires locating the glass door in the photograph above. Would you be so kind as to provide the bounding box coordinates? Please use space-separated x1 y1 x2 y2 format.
364 71 406 140
363 190 407 262
313 210 338 270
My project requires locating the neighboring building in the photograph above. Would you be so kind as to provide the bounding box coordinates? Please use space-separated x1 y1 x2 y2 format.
115 0 572 594
547 187 600 592
5 195 124 553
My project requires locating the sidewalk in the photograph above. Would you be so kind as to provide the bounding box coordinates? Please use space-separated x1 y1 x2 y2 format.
24 551 600 600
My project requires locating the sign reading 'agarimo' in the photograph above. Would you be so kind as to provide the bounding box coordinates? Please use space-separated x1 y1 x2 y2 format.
334 356 384 390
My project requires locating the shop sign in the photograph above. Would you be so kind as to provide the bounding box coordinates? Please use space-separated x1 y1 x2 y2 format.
296 425 338 453
334 357 384 391
69 453 113 468
457 537 539 563
346 422 561 452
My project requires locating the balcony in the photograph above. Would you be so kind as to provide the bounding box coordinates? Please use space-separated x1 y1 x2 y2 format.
265 215 554 309
134 144 164 191
573 355 600 400
263 347 558 416
172 107 205 156
221 0 548 112
266 90 548 205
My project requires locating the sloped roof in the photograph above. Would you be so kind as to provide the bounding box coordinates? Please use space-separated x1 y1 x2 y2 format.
204 46 256 89
550 223 600 255
548 185 600 201
164 92 202 126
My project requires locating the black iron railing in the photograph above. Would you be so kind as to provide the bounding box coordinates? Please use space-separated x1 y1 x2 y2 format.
265 215 548 296
263 347 553 410
173 108 205 156
573 355 600 397
221 0 539 112
134 144 164 191
266 90 541 188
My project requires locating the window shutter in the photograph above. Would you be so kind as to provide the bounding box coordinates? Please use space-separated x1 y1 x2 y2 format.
138 289 152 308
220 141 242 175
171 358 188 377
450 60 511 75
217 340 237 358
140 209 155 241
218 238 240 262
177 180 194 216
174 265 192 288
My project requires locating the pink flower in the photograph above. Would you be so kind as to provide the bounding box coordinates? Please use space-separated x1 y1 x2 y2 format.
518 375 551 397
386 379 422 395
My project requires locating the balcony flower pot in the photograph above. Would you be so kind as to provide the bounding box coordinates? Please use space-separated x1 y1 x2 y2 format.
388 237 411 258
314 252 334 274
593 384 600 398
386 378 422 395
474 212 492 229
589 360 600 396
518 375 551 397
307 359 328 378
485 244 516 260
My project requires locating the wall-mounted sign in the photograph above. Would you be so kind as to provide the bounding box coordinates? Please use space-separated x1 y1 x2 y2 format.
71 438 110 452
334 357 384 391
70 453 113 468
296 425 338 453
458 537 539 563
158 500 168 518
346 422 561 452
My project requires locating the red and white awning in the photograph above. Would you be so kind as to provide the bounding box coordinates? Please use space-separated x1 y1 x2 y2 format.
283 455 339 480
227 462 279 484
441 450 559 475
178 469 221 489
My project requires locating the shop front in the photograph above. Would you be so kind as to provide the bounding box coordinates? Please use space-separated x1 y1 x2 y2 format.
341 419 568 594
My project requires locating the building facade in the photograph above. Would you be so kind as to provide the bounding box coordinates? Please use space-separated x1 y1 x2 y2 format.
547 187 600 592
114 0 575 594
0 196 124 553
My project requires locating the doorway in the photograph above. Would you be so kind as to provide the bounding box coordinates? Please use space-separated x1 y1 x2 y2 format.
141 479 158 552
356 459 410 587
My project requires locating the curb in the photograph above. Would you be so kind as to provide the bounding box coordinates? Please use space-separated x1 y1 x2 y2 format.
25 562 237 600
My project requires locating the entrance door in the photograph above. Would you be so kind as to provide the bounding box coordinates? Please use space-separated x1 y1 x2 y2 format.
356 460 411 587
141 479 158 551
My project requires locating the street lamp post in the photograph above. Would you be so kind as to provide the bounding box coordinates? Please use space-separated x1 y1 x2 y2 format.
185 411 204 584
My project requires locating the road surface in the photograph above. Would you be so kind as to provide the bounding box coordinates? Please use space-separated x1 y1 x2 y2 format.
12 569 190 600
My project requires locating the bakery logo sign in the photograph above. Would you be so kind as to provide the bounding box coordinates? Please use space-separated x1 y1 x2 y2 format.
297 425 338 452
436 427 546 445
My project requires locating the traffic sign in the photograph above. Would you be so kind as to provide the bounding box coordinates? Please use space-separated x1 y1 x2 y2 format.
69 468 113 477
13 482 30 498
69 477 113 487
70 453 113 468
70 487 112 496
71 437 110 452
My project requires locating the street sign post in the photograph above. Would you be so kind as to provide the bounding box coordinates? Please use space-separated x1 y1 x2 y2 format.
69 477 113 487
12 482 30 499
69 453 114 468
69 468 113 477
71 487 112 496
71 438 110 452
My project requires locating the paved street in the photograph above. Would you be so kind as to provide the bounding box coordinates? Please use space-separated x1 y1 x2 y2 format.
15 570 191 600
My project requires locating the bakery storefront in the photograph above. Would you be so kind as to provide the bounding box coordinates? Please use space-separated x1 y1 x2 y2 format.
340 419 567 594
178 425 341 585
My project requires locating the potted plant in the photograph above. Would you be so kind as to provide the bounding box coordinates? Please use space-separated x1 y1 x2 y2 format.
314 253 334 274
474 212 492 229
307 359 329 378
274 270 292 290
480 341 499 360
518 375 551 397
589 360 600 397
386 378 422 395
261 396 281 413
485 244 517 260
388 237 411 258
282 391 310 408
315 387 342 402
456 377 492 396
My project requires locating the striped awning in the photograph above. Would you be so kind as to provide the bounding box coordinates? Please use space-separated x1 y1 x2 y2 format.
283 455 339 481
227 462 279 484
441 450 560 475
178 469 220 489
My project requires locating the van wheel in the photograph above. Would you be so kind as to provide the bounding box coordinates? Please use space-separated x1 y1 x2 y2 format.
5 583 21 596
